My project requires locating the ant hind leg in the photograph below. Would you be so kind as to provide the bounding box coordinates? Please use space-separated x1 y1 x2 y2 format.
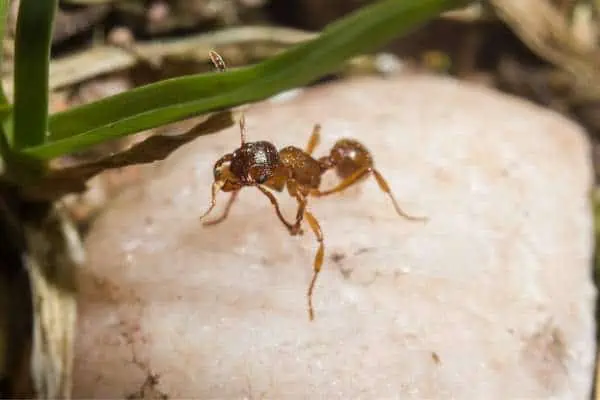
371 168 427 222
311 167 371 197
311 167 427 222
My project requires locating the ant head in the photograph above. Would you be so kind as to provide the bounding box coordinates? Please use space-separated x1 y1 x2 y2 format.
212 140 280 188
229 141 280 185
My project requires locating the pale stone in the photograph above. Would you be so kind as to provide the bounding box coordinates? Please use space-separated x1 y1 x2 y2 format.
73 75 596 399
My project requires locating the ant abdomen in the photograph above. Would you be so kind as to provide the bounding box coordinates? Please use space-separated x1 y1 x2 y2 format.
327 139 374 179
279 146 323 190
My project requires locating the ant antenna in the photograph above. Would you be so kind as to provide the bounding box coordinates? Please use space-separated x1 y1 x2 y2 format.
238 114 247 145
209 50 246 145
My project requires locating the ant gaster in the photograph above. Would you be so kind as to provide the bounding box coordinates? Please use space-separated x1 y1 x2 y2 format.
199 51 427 320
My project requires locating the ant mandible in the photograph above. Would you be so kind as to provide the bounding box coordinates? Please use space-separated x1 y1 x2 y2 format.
199 51 427 320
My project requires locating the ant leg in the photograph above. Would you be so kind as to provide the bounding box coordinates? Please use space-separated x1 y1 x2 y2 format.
291 197 306 235
304 210 325 321
371 169 427 222
312 167 426 221
312 167 371 197
202 190 240 226
286 181 307 236
305 124 321 155
199 180 224 221
256 185 295 231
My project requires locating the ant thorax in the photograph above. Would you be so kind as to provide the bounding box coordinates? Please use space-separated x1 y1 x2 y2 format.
229 141 280 184
279 146 323 190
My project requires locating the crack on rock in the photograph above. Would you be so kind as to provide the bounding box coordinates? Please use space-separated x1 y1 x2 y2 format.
125 370 168 400
121 322 169 400
109 300 168 400
80 269 143 305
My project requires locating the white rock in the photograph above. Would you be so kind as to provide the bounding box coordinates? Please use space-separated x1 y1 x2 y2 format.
73 76 596 399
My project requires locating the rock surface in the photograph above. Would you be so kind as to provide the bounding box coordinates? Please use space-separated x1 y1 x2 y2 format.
73 75 596 398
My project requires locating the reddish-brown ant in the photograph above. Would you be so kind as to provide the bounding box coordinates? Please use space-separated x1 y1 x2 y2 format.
199 51 427 320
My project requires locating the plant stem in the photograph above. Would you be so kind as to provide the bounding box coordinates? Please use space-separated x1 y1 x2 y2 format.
12 0 57 150
0 0 10 106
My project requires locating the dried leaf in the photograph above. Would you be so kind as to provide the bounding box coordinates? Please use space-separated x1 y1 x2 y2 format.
24 110 234 201
25 203 82 398
490 0 600 102
0 191 81 398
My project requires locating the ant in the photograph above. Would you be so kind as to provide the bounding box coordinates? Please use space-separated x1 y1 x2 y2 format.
199 51 427 320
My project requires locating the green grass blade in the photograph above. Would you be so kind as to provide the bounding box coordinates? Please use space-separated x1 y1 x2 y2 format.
0 0 10 106
25 0 468 160
11 0 57 149
0 0 14 154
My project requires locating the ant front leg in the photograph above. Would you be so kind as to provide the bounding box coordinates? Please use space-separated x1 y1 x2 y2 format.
202 190 240 226
303 210 325 321
199 180 225 221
